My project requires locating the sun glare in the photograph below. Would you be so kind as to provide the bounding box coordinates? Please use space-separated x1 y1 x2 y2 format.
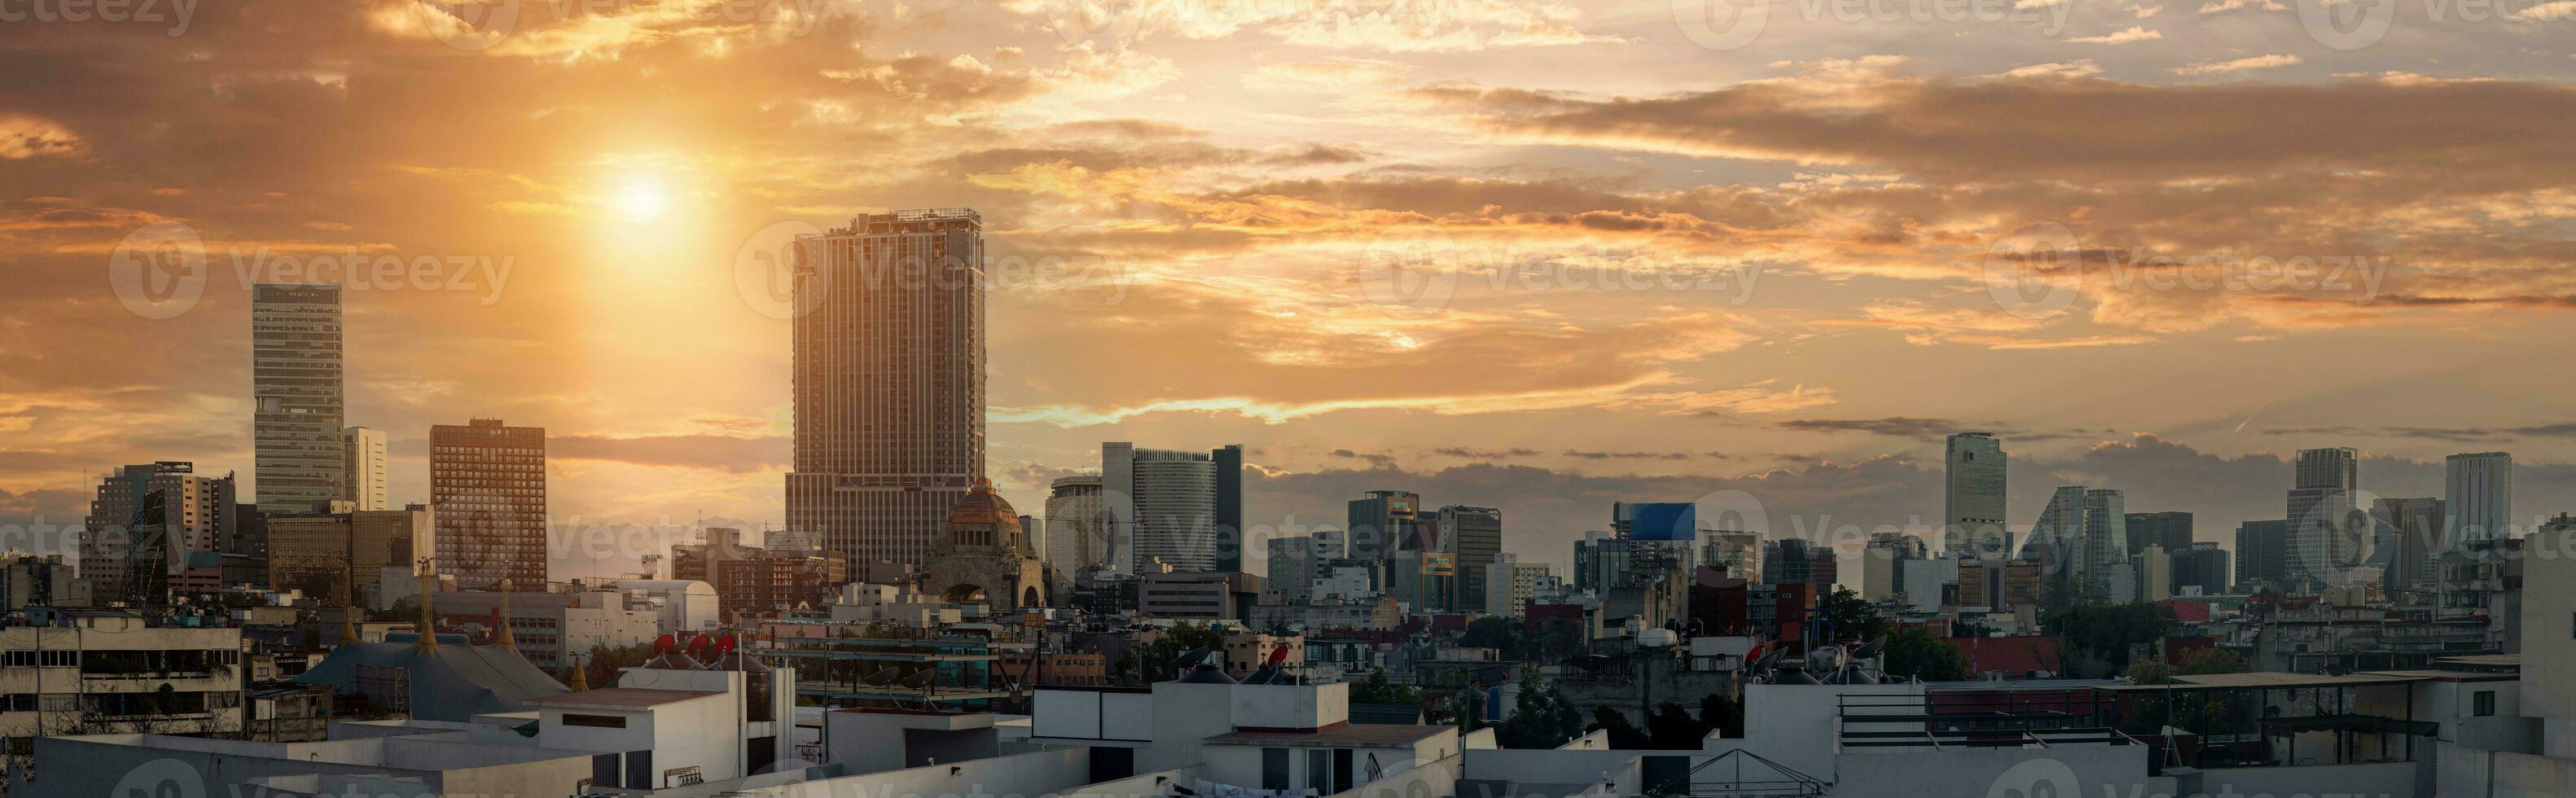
614 180 672 221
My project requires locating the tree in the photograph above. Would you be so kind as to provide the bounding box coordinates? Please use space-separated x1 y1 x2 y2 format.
1818 587 1886 642
1497 664 1584 748
2174 647 2245 676
1880 626 1972 682
1696 691 1744 739
582 642 658 688
1456 616 1529 659
1129 622 1228 682
1349 668 1424 706
1586 706 1647 748
1645 702 1710 748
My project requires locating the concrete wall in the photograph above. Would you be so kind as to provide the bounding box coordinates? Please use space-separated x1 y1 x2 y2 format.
1329 753 1458 798
765 748 1099 798
2490 749 2576 798
2200 761 2416 798
1832 744 2164 798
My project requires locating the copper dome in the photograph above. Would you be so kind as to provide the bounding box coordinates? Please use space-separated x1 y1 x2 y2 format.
947 478 1021 529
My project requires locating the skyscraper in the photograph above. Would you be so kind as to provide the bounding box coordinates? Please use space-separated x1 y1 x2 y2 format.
252 283 344 515
2446 452 2513 542
1213 445 1244 571
2372 497 2445 600
1437 505 1503 612
1042 475 1108 594
1347 489 1421 568
342 426 388 511
83 462 234 601
787 209 987 567
2025 485 2127 601
1943 432 2008 555
1101 442 1236 573
2235 519 2289 586
2287 446 2359 585
2125 511 2192 558
431 418 546 591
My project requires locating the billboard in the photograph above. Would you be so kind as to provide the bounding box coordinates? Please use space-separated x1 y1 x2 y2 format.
1630 502 1697 542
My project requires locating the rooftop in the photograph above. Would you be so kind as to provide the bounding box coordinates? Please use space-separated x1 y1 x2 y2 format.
1204 724 1452 748
529 687 723 708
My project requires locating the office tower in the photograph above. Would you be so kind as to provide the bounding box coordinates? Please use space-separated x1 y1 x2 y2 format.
1759 538 1836 589
2287 446 2359 585
1213 445 1244 571
342 426 388 511
1267 534 1318 601
83 462 235 601
1044 475 1108 594
787 208 986 567
2373 497 2445 600
2170 542 2230 596
267 502 433 606
2024 486 2126 601
2136 546 2170 602
2080 490 2129 599
1701 529 1762 582
252 283 345 515
1437 505 1502 612
2446 452 2513 542
2235 519 2289 586
222 502 270 590
431 418 546 592
2125 511 2193 558
1102 443 1238 573
1346 489 1421 566
1944 432 2008 555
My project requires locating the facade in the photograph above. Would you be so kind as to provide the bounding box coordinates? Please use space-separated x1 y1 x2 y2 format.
712 549 850 620
1701 528 1762 581
2287 445 2359 586
1042 475 1108 594
2025 486 2127 601
1435 505 1501 613
1943 431 2008 555
340 426 388 511
251 283 345 515
1102 442 1238 573
1760 537 1835 589
2169 542 2229 596
1481 553 1550 616
428 588 665 672
2445 451 2512 542
1139 571 1262 620
2374 496 2447 600
0 618 244 748
2123 511 2192 557
787 208 987 568
266 501 434 607
920 479 1047 609
2235 518 2289 586
430 418 546 591
81 461 234 600
1346 489 1420 568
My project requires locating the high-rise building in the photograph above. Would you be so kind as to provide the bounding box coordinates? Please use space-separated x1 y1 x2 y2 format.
2235 519 2289 587
2025 486 2127 601
1943 432 2008 555
2288 446 2359 585
83 462 235 600
1213 445 1244 571
267 501 433 607
787 208 986 568
1701 529 1762 582
1436 505 1502 612
430 418 546 592
2373 497 2446 601
2125 511 2192 558
342 426 388 511
1043 475 1108 594
2446 452 2513 542
252 283 344 515
1759 538 1837 590
2170 542 2230 596
1346 489 1420 567
1102 442 1239 573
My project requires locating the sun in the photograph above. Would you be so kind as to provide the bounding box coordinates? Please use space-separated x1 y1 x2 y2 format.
613 179 671 221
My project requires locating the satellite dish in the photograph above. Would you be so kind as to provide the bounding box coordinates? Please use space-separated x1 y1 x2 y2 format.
1852 636 1889 660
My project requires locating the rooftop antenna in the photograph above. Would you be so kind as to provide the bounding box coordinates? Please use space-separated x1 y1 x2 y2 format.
415 556 439 651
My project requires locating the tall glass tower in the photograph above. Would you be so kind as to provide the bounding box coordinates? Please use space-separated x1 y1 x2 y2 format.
252 283 344 515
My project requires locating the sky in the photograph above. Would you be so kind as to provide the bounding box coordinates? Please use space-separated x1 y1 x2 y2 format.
2 0 2572 580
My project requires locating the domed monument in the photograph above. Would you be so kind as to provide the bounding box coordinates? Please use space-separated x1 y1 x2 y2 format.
920 479 1047 610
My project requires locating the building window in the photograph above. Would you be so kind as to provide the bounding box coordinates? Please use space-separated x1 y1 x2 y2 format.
2475 691 2496 717
561 713 628 728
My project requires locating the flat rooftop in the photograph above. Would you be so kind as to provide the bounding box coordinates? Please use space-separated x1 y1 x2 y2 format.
530 687 723 708
1205 724 1451 748
2096 672 2429 692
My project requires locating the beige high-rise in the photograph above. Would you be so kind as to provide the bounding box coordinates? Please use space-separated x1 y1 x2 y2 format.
431 418 546 591
786 208 986 567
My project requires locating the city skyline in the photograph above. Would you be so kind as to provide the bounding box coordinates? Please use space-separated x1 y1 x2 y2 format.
5 2 2576 580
